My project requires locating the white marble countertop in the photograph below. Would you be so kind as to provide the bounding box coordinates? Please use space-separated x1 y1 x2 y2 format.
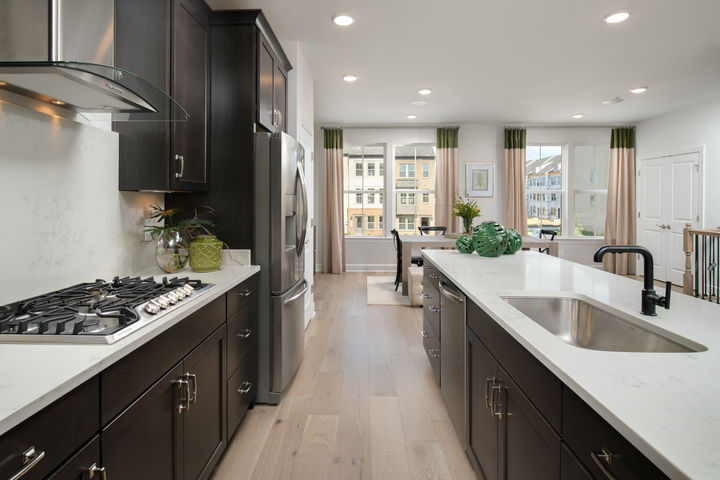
423 249 720 480
0 263 260 436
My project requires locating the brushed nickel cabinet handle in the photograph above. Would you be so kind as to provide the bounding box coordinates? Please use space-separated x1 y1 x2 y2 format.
233 289 252 297
237 382 252 394
591 449 618 480
428 305 440 313
175 154 185 178
421 292 432 299
428 348 440 358
88 463 108 480
9 447 45 480
185 373 197 404
237 329 253 339
421 330 432 338
176 378 190 413
484 378 497 409
491 384 504 419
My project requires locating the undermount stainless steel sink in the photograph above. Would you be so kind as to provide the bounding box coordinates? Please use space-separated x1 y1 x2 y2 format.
501 296 706 353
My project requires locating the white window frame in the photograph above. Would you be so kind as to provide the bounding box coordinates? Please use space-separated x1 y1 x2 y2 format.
343 144 387 238
526 143 568 237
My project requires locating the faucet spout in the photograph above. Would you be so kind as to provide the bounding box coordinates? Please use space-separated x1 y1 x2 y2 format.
593 245 671 316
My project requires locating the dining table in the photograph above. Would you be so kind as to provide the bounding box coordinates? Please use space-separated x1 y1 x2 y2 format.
400 234 559 295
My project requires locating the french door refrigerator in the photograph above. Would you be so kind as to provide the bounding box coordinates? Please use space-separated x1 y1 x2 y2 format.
254 131 308 404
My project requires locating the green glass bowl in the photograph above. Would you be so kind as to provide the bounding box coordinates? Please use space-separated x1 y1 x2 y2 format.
456 234 475 254
472 222 506 257
504 228 523 254
189 235 223 272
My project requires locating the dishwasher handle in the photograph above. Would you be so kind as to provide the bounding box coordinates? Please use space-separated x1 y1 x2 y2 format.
438 281 464 304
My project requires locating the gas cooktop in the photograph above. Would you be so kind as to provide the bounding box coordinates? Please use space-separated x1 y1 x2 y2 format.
0 276 215 344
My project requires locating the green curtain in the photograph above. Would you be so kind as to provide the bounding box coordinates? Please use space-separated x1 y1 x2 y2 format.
323 128 343 150
503 128 528 235
604 126 636 274
322 128 345 273
436 127 460 232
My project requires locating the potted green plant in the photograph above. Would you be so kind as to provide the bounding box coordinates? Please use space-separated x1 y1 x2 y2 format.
452 194 482 235
145 204 216 273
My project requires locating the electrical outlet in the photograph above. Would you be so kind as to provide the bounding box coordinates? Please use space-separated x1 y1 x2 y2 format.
143 219 155 242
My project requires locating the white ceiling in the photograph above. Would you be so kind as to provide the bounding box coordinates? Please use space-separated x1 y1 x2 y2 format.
207 0 720 126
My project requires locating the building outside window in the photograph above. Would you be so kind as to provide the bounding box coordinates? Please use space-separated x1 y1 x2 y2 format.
367 216 375 230
397 215 415 231
399 163 416 178
422 163 430 178
423 193 429 203
344 145 385 236
421 216 431 227
526 145 563 236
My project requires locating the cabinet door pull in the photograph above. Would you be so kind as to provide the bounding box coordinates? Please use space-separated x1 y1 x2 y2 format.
237 329 253 339
430 273 439 280
88 463 108 480
421 330 432 338
185 373 198 404
590 449 618 480
237 382 253 394
175 154 185 178
8 447 45 480
490 384 504 419
176 378 190 413
428 348 440 358
428 305 440 313
484 378 496 408
234 289 252 297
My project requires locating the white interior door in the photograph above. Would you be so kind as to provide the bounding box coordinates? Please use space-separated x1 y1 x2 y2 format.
637 152 701 285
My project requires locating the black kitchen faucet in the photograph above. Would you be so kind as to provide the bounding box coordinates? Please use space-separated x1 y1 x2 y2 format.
593 245 671 316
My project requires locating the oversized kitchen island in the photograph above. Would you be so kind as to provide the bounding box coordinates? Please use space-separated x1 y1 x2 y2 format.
421 249 720 480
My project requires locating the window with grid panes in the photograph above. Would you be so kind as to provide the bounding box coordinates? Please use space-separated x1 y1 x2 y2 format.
343 145 385 236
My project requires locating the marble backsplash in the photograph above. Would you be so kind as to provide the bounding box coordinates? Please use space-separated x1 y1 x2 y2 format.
0 102 163 304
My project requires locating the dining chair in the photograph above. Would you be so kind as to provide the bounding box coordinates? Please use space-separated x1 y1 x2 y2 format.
418 226 447 236
391 229 423 291
538 228 556 254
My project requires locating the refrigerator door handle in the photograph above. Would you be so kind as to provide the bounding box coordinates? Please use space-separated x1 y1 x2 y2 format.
296 165 309 256
284 280 308 305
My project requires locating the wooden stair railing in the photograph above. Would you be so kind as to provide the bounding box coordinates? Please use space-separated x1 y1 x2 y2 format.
683 223 720 302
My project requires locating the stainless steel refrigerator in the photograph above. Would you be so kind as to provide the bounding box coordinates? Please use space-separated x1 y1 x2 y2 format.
254 131 308 404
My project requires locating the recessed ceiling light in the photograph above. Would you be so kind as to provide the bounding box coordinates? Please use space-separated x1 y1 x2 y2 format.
410 98 428 106
332 14 354 26
572 114 584 119
602 97 624 105
0 81 6 86
406 114 417 120
418 88 432 96
51 99 66 105
603 11 630 24
630 86 648 94
342 75 358 82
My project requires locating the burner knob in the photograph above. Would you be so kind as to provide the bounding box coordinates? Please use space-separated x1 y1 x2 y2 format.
145 301 161 315
166 291 179 304
182 284 195 296
156 295 170 309
174 287 187 300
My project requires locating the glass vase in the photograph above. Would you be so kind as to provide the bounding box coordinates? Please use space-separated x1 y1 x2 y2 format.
155 230 189 273
463 217 474 235
189 235 223 272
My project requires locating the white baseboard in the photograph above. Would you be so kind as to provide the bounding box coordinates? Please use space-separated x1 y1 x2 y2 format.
304 299 315 329
346 264 395 272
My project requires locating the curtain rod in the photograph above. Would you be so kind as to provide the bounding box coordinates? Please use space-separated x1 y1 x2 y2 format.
320 124 460 130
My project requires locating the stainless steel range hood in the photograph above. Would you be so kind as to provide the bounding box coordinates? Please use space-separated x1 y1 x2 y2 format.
0 0 188 122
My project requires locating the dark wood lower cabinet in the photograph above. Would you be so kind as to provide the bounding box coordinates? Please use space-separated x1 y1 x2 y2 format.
102 363 184 480
560 444 594 480
467 328 498 480
498 368 560 480
47 436 101 480
183 326 227 480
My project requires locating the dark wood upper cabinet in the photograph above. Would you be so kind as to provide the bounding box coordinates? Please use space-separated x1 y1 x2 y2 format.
116 0 210 192
257 41 275 131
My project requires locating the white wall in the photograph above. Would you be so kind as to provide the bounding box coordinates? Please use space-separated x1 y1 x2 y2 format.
637 99 720 228
282 41 316 325
0 102 162 304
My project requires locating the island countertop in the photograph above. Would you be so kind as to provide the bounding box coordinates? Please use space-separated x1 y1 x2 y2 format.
422 249 720 480
0 264 260 437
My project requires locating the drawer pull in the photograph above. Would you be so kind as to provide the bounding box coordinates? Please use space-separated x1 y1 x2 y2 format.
421 330 432 338
428 305 440 313
430 273 439 279
237 382 253 394
237 329 253 339
421 292 432 299
428 348 440 358
234 289 253 297
591 449 618 480
88 463 108 480
9 446 45 480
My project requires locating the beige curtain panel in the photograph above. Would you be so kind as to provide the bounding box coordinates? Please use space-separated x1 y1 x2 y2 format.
322 128 346 273
603 127 637 274
435 127 460 233
503 128 528 235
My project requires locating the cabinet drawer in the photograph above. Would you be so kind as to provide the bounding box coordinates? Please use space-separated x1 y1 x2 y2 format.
422 275 440 337
227 344 258 438
467 300 562 432
101 296 225 425
46 435 101 480
227 274 258 319
0 377 99 480
227 301 258 375
422 315 441 386
563 386 670 480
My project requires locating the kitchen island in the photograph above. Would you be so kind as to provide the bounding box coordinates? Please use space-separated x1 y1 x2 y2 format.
422 249 720 480
0 264 259 479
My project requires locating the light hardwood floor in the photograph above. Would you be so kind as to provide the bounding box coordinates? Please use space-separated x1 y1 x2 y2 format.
211 272 475 480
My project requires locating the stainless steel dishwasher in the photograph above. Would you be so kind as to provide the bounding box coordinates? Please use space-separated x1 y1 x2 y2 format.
438 278 466 444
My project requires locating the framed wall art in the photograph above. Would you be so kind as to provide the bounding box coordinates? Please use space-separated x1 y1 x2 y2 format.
466 163 494 197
